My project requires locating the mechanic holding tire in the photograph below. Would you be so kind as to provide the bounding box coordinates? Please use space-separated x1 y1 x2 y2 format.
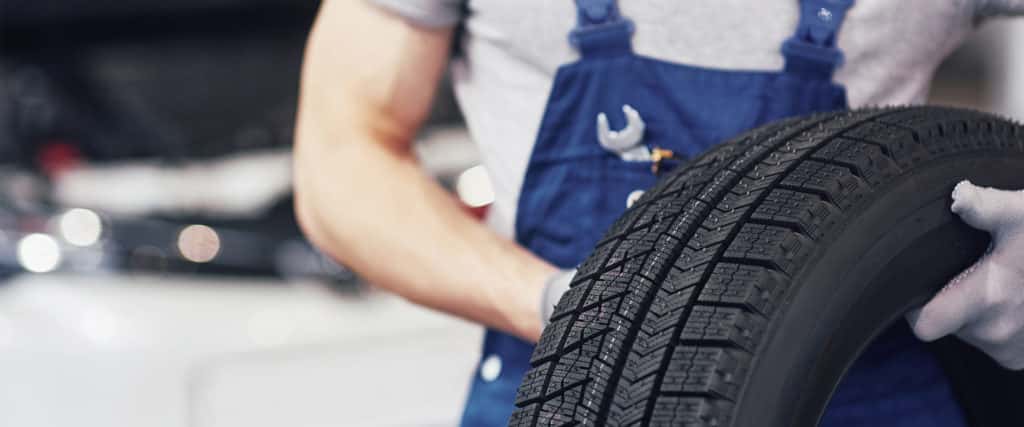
294 1 1024 426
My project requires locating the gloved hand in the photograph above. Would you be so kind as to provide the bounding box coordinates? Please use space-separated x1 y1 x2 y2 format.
540 268 577 327
908 180 1024 370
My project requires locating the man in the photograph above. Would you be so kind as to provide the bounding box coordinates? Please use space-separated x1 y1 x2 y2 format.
293 1 1024 426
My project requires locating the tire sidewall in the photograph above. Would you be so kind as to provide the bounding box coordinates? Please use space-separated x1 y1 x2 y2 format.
735 152 1024 426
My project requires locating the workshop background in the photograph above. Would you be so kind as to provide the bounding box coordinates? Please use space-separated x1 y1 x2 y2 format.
1 2 1023 427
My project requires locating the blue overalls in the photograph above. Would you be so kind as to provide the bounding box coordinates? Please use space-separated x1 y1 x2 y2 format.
460 1 968 426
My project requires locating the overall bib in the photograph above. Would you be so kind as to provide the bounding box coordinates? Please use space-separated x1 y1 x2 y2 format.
460 1 967 426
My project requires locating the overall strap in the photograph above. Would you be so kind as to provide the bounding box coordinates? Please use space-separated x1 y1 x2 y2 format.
570 0 634 57
782 0 855 80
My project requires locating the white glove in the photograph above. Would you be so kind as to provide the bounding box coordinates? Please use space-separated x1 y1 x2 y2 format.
908 180 1024 370
540 269 577 327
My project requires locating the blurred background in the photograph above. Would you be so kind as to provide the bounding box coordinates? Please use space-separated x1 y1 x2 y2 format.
0 2 1022 426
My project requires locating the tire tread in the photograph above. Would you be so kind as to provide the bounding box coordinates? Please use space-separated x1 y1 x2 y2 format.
510 107 1024 426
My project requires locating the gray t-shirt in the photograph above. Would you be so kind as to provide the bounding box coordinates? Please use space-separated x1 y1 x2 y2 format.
374 0 1024 239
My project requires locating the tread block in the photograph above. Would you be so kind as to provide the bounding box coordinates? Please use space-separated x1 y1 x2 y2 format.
723 178 773 208
666 246 719 291
841 120 928 168
647 286 694 319
726 119 813 173
550 281 591 320
649 396 733 427
749 144 809 177
632 197 689 232
533 317 574 363
781 130 829 152
610 401 648 426
762 144 811 166
674 245 720 272
582 276 630 311
811 137 902 186
661 346 751 400
688 220 739 250
544 348 592 397
509 403 538 427
625 342 670 377
662 264 704 295
516 361 554 404
697 263 789 316
700 205 749 232
561 298 617 352
576 239 620 280
611 386 657 425
538 385 586 426
637 310 686 343
610 231 660 264
679 305 765 352
751 189 838 238
780 160 870 209
723 223 813 275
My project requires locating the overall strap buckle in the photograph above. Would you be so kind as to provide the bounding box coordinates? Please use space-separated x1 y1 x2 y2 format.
569 0 634 56
782 0 855 79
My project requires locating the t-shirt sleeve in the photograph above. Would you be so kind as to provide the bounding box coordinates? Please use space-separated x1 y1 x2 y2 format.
368 0 464 28
977 0 1024 16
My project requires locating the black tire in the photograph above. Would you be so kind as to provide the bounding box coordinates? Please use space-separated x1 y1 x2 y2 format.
510 106 1024 427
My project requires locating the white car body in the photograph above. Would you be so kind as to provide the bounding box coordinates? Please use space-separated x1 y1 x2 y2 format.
0 274 481 427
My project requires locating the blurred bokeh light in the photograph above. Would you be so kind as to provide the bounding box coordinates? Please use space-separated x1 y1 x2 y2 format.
16 233 61 273
59 208 103 247
177 224 221 263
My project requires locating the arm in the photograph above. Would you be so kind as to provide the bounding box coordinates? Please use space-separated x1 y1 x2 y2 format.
293 1 557 342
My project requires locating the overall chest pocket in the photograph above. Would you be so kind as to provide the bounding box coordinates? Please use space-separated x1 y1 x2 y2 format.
519 156 658 268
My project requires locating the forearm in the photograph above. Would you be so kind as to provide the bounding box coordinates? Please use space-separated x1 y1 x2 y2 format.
295 123 556 342
294 0 556 342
